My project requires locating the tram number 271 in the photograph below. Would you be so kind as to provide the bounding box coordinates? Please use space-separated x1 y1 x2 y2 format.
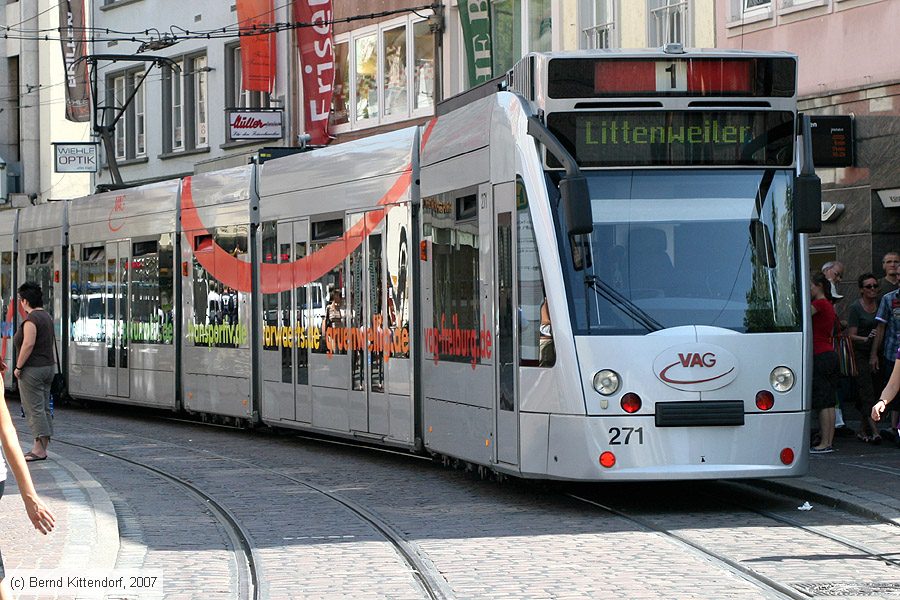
608 427 644 445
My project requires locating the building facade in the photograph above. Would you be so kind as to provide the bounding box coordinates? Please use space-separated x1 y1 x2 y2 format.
86 0 721 187
716 0 900 292
0 1 91 205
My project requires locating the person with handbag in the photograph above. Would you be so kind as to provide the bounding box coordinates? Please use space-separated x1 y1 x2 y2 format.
810 272 840 454
847 273 882 443
12 282 56 462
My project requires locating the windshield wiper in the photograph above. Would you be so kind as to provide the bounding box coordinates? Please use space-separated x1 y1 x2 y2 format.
584 275 664 333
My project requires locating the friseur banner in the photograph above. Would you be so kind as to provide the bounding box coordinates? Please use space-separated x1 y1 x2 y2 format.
458 0 493 88
294 0 335 145
58 0 91 122
236 0 277 93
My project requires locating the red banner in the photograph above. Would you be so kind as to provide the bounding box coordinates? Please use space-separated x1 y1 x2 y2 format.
58 0 91 122
236 0 277 93
294 0 335 145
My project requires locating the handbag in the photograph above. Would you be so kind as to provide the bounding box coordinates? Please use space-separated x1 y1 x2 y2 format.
50 329 68 405
834 322 858 378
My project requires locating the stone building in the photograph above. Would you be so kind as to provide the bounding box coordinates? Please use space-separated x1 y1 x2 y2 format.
716 0 900 295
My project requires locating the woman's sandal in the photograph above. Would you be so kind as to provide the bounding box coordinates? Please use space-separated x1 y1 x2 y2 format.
856 433 871 443
870 435 882 445
24 451 47 462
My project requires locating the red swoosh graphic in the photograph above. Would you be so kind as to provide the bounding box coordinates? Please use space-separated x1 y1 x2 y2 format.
182 119 437 294
659 362 736 385
108 208 124 232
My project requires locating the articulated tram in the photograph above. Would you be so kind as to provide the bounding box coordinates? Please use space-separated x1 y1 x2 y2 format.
1 48 822 480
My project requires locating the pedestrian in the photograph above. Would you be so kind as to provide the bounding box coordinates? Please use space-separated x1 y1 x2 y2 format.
877 251 900 298
869 275 900 439
872 350 900 433
821 261 850 434
0 365 56 600
847 273 881 443
822 260 845 301
810 272 840 454
13 282 56 461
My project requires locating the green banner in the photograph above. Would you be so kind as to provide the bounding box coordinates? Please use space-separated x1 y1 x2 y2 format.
459 0 493 88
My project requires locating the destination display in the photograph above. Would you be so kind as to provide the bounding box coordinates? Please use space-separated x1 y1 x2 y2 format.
548 57 797 98
546 111 795 168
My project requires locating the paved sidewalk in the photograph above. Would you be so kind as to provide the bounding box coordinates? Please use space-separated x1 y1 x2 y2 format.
751 422 900 526
1 442 119 599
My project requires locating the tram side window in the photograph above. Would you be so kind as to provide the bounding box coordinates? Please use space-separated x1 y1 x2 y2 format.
191 225 249 348
424 190 482 366
261 221 279 352
130 236 174 344
385 207 410 359
72 246 106 343
312 218 346 356
25 251 54 318
516 180 553 367
1 251 13 337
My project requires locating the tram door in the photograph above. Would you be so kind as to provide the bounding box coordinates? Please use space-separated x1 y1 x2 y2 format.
272 219 311 423
493 182 519 466
105 241 130 398
347 210 389 435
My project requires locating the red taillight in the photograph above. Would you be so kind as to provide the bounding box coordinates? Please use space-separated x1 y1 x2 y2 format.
756 390 775 411
599 451 616 468
621 393 642 413
780 448 795 465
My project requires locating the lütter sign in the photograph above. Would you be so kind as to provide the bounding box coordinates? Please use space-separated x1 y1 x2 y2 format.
227 110 283 139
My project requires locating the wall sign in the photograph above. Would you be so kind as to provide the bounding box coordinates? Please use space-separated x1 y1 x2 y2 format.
810 115 853 168
53 142 98 173
877 188 900 209
228 110 283 139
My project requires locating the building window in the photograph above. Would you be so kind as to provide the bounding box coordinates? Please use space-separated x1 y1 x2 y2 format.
330 14 435 132
745 0 772 10
106 69 146 161
487 0 551 78
226 44 271 109
583 0 615 49
648 0 688 46
163 54 208 153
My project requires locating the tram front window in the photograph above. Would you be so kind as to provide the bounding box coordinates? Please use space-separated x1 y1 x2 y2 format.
559 169 802 335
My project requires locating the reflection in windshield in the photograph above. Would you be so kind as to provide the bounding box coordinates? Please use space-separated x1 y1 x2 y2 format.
559 170 802 335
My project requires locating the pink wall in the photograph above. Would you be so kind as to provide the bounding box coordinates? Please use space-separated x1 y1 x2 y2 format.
716 0 900 98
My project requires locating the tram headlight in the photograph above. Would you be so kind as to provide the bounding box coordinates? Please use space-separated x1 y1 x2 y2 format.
770 366 794 392
592 370 620 396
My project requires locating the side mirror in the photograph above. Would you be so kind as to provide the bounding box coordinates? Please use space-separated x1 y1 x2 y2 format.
794 173 822 234
560 175 593 236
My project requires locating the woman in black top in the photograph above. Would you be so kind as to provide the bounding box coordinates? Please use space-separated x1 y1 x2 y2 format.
13 282 56 461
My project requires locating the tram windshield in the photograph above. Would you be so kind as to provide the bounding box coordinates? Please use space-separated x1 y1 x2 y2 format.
558 169 802 335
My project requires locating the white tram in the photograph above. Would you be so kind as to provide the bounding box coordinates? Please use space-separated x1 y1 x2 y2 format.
1 48 822 480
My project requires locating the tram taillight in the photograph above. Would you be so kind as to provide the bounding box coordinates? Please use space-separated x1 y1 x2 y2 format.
780 448 795 465
755 390 775 411
620 393 641 414
599 452 616 468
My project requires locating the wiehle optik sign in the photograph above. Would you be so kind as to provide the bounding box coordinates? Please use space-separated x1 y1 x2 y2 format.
53 143 98 173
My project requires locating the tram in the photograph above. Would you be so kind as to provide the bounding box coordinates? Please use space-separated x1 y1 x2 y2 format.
2 47 822 480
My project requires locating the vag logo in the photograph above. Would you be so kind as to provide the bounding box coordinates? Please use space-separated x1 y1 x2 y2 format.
653 344 738 391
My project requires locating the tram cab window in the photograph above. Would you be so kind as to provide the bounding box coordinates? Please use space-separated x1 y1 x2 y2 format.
516 179 553 367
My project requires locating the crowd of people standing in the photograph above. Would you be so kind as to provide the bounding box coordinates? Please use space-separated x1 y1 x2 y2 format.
811 252 900 453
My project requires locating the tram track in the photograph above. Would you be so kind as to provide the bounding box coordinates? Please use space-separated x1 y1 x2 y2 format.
56 422 454 600
566 493 811 600
54 437 260 600
567 483 900 600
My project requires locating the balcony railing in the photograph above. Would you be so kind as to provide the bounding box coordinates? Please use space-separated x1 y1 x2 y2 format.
583 22 614 49
649 1 687 46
